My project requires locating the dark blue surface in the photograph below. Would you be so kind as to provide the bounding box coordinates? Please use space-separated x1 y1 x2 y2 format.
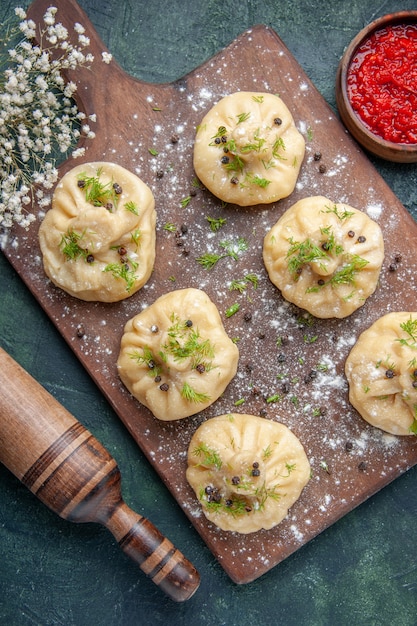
1 1 416 624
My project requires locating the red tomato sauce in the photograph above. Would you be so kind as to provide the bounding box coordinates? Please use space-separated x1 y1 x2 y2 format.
347 23 417 144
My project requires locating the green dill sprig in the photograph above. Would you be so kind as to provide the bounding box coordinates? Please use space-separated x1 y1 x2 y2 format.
181 382 210 404
129 347 163 378
245 173 271 188
206 216 227 232
131 228 141 249
60 229 89 261
225 303 240 318
229 273 258 293
124 201 139 215
180 195 192 208
322 203 354 221
103 259 138 292
163 313 215 370
163 222 177 232
197 236 248 270
286 237 327 280
410 406 417 435
329 254 369 286
236 111 251 124
397 316 417 349
78 167 119 208
192 443 222 469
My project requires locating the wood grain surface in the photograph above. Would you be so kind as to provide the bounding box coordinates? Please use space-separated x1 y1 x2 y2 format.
2 0 417 583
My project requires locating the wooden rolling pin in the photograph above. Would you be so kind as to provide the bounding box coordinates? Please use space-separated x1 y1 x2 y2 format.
0 347 200 602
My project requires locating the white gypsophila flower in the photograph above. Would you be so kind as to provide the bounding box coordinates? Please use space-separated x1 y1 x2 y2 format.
14 8 26 19
0 6 96 230
101 51 112 64
72 147 86 158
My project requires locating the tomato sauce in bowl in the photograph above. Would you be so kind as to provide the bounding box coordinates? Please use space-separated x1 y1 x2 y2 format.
336 12 417 162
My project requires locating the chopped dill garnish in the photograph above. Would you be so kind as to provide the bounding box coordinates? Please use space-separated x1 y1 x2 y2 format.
236 111 251 124
329 254 369 286
397 316 417 349
77 167 119 208
206 216 227 232
181 382 210 404
197 237 248 270
148 147 158 156
322 203 354 221
192 443 222 469
180 195 192 208
272 137 286 159
60 229 89 261
103 260 138 292
240 135 267 153
225 303 240 318
163 222 177 232
124 201 139 215
129 347 163 378
131 228 141 248
286 237 327 280
245 173 271 188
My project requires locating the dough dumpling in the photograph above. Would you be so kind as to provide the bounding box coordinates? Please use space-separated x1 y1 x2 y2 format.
117 288 239 420
39 162 156 302
193 92 305 206
186 413 310 533
263 196 384 318
345 312 417 436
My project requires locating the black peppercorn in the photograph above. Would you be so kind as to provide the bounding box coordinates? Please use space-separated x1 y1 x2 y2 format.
86 254 94 263
159 383 169 391
385 369 395 378
274 117 282 125
221 156 229 164
113 182 122 194
347 230 355 238
357 235 366 243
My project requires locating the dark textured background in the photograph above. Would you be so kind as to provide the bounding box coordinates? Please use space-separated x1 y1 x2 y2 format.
1 1 416 624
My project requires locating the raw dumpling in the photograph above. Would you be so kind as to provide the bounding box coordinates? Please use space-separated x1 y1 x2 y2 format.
186 413 310 533
193 91 305 206
263 195 384 318
117 288 239 420
345 312 417 436
39 162 156 302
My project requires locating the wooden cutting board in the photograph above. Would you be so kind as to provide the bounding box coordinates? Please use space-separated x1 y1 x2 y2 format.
3 0 417 584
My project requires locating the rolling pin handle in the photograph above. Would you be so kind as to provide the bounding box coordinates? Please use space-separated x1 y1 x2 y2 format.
106 501 200 602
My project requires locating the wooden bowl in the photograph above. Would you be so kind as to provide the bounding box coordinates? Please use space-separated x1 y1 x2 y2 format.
336 12 417 163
